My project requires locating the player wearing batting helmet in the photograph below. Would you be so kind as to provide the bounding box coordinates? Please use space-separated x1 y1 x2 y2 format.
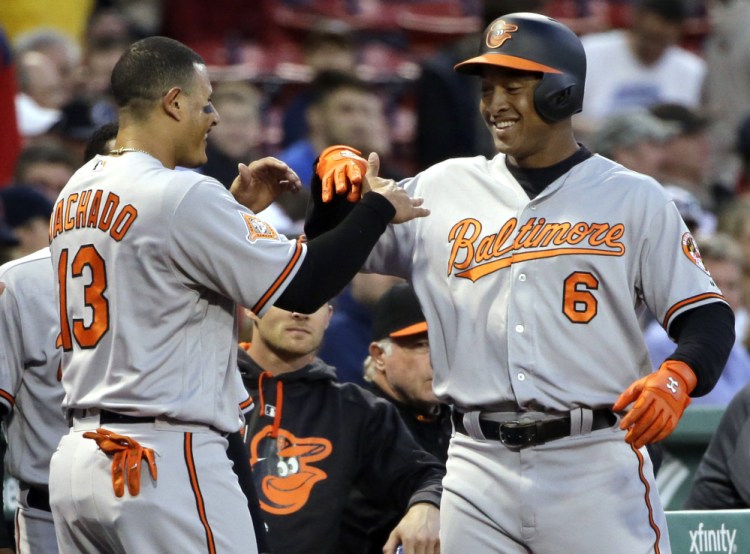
305 12 734 553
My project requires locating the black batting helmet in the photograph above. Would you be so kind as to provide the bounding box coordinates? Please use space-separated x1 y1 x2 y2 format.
455 12 586 122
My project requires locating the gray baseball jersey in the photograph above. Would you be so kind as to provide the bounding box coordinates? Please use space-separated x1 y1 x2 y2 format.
364 153 726 410
0 247 65 487
0 247 66 554
49 153 305 433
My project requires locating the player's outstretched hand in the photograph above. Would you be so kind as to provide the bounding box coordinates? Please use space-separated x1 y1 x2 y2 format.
230 157 301 213
316 145 367 203
383 502 440 554
364 153 429 224
612 360 697 449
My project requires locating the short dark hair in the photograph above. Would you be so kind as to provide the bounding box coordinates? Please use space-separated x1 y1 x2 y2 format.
84 122 120 162
308 70 371 108
635 0 688 23
14 142 77 183
110 36 205 116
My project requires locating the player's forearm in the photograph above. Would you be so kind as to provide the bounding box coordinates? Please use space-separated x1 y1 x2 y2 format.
303 171 357 239
275 193 394 313
667 302 735 397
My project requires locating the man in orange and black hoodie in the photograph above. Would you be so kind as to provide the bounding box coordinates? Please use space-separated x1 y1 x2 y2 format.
237 303 443 554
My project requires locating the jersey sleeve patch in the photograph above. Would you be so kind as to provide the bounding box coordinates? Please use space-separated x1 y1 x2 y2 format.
241 212 278 242
681 232 708 274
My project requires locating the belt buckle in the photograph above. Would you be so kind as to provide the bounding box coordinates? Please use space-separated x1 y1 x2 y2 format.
499 420 538 448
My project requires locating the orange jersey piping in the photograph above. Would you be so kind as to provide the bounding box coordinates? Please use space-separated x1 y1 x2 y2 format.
184 433 216 554
251 238 304 315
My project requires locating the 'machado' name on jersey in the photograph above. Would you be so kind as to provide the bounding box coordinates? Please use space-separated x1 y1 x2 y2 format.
50 189 138 242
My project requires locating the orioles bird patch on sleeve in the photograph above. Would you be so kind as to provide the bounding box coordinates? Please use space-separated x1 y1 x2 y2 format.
681 232 708 274
241 212 278 242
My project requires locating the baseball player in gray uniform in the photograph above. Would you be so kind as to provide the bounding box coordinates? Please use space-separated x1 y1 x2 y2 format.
48 37 426 554
0 248 65 553
307 13 735 554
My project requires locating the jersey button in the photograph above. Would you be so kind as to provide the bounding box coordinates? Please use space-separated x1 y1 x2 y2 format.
515 324 524 333
519 274 526 281
517 372 526 381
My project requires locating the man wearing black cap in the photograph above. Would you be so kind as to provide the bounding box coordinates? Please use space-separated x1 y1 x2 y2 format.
364 283 451 463
338 283 451 554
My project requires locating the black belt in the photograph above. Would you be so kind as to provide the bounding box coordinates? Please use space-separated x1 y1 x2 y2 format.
451 409 617 449
20 482 50 512
67 408 157 427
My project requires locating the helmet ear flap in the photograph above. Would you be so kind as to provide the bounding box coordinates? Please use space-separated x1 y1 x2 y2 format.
534 74 582 122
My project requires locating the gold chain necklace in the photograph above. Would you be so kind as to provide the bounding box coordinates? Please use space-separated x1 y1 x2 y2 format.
109 147 154 157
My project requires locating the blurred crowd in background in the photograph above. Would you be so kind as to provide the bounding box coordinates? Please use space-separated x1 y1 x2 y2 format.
2 0 750 401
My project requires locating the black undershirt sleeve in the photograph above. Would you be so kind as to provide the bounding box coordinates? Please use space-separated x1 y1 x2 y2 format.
275 192 395 313
665 302 735 397
303 167 358 240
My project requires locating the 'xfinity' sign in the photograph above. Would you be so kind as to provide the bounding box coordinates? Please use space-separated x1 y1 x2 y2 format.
689 523 737 553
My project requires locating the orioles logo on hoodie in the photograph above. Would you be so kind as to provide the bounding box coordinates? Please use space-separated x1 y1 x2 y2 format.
250 425 333 515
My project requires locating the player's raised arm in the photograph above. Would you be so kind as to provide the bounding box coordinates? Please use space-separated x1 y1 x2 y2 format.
229 157 302 213
304 146 425 239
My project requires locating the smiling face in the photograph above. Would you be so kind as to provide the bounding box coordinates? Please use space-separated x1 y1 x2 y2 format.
175 63 220 168
479 66 579 168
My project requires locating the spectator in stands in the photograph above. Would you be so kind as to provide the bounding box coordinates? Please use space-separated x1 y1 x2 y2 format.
279 70 395 186
663 184 714 237
577 0 705 135
238 303 442 554
278 70 397 229
14 50 65 137
12 29 80 108
201 81 301 236
0 186 53 260
318 272 403 386
201 81 265 187
588 108 676 179
280 19 357 149
13 141 77 201
700 0 750 199
716 196 750 315
650 102 718 212
683 382 750 509
339 283 451 553
734 112 750 197
645 233 750 407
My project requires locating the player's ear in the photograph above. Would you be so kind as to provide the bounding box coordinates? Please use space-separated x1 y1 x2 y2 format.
163 87 182 121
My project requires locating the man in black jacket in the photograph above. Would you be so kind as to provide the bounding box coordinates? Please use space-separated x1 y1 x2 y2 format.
339 283 452 553
238 304 442 554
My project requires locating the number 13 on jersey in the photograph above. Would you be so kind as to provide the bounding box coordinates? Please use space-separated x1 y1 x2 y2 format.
57 246 110 350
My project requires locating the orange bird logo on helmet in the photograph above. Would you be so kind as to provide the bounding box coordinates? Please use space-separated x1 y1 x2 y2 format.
486 20 519 48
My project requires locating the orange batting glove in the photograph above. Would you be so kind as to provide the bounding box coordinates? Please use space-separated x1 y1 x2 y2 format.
316 145 367 203
613 360 697 449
